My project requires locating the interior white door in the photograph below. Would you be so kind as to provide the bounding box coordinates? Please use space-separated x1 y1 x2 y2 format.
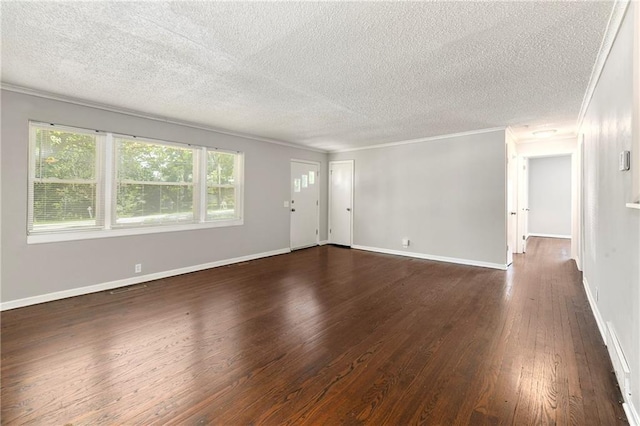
522 157 529 252
329 160 353 246
507 138 517 265
290 161 319 250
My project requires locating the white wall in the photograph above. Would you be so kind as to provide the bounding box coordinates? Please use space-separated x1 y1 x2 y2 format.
0 90 329 306
515 137 580 261
330 130 507 268
580 2 640 418
528 155 572 237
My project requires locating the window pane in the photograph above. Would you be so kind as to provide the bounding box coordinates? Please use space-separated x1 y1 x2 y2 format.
206 187 236 220
117 140 193 183
115 139 194 226
207 151 235 185
116 183 194 225
30 126 99 233
33 182 97 230
35 128 96 180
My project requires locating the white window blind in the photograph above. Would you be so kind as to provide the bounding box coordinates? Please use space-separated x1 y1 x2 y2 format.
28 124 103 233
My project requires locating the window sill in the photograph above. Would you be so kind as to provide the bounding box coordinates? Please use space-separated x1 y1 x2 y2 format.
27 219 244 244
626 203 640 210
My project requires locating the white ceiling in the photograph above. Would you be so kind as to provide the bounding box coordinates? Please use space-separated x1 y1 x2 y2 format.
1 1 613 151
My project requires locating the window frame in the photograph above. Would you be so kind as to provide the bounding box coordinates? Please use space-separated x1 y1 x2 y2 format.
28 123 105 235
27 122 244 244
203 148 244 223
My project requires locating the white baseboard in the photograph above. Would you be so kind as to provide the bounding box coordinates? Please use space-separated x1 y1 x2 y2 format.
624 400 640 426
318 240 329 246
351 245 507 270
528 233 571 239
582 277 607 345
0 248 290 311
582 278 639 426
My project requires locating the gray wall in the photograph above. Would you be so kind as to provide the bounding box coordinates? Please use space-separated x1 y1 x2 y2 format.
528 155 572 236
581 3 640 412
330 130 507 266
0 90 328 303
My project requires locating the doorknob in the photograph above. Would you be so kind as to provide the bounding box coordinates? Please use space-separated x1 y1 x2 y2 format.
291 208 296 212
346 208 351 212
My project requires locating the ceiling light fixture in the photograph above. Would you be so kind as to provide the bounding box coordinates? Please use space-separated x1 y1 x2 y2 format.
532 129 557 138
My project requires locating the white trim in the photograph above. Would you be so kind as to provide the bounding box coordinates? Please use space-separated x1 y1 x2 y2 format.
27 219 244 244
0 248 290 311
330 127 505 153
633 0 640 204
527 233 571 239
352 245 507 270
583 281 639 426
318 240 329 246
582 277 607 345
328 160 354 246
290 158 321 165
1 83 327 154
577 0 632 129
624 401 640 426
626 202 640 210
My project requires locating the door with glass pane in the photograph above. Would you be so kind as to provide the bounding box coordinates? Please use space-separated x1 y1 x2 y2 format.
290 161 319 250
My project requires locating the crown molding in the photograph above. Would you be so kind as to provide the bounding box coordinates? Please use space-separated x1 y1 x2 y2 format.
330 126 506 153
1 82 328 154
577 0 631 130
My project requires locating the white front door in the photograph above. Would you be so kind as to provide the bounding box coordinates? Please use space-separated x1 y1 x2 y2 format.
329 160 353 246
290 161 319 250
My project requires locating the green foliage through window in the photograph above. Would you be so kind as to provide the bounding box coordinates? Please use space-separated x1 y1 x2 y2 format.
29 123 243 235
115 139 194 225
32 128 98 229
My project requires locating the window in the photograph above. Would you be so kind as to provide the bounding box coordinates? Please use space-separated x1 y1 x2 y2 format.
29 125 103 233
206 150 240 221
28 122 244 242
115 138 194 226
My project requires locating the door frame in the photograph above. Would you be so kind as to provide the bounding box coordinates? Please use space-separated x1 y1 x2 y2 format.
506 134 517 265
328 160 354 247
516 156 529 253
290 159 321 249
517 151 577 255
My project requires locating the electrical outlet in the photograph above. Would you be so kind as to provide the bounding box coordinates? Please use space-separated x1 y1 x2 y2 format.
135 264 142 274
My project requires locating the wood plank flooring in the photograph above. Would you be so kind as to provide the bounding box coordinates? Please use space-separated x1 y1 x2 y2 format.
1 238 626 424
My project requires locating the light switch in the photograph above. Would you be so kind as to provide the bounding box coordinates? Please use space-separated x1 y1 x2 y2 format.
284 201 289 208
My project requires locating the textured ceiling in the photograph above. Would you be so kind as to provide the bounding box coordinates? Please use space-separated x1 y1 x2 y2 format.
1 1 613 151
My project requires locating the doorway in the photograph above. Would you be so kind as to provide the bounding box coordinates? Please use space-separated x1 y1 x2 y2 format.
290 160 320 250
329 160 354 246
518 154 573 254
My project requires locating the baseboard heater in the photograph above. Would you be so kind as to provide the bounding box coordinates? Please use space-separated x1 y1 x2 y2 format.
606 322 631 402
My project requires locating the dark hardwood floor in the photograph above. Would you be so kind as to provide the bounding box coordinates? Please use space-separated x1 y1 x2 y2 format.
1 238 626 425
